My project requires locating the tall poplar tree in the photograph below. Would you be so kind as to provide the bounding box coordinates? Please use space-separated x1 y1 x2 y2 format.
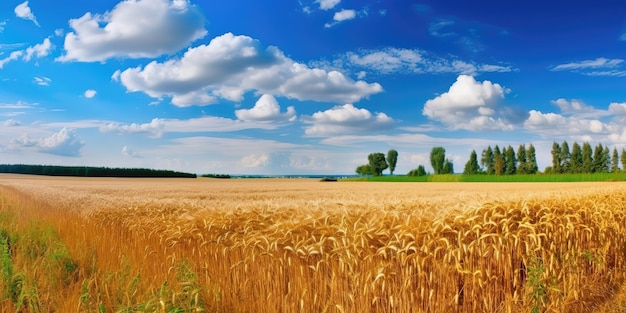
505 146 517 175
551 142 562 173
463 150 481 175
560 141 571 173
570 142 582 173
481 146 495 175
517 144 527 174
611 147 620 173
582 142 593 173
527 144 538 174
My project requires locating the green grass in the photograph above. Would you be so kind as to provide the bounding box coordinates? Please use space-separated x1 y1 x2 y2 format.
346 172 626 182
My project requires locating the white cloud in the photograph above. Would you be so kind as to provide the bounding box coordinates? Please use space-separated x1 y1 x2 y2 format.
57 0 207 62
101 115 283 138
325 9 356 28
0 21 6 32
121 146 141 158
241 153 269 168
101 118 166 137
524 110 608 136
118 32 382 106
302 103 394 136
333 9 355 21
14 1 39 27
23 38 52 61
609 102 626 116
33 76 51 86
551 58 623 71
316 0 340 10
12 127 84 157
235 94 296 122
84 89 97 98
0 51 24 69
0 38 52 68
328 48 513 76
422 75 520 131
550 98 610 118
2 119 20 127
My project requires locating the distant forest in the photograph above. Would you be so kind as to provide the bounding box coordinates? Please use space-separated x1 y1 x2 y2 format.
0 164 197 178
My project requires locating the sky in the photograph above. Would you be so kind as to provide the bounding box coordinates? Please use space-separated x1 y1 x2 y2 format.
1 0 626 175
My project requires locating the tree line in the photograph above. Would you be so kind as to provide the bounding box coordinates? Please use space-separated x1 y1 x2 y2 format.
547 141 626 174
356 141 626 177
462 144 538 175
0 164 197 178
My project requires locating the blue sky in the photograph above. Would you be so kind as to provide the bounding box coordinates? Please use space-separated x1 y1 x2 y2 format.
1 0 626 175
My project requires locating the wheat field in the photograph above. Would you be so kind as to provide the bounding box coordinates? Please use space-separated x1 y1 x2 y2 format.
0 174 626 312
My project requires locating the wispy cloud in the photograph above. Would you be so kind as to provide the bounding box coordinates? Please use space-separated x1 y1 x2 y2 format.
313 47 515 77
34 76 51 86
550 57 626 76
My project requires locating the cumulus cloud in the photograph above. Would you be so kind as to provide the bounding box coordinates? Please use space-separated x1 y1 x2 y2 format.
241 153 269 168
84 89 97 98
235 94 296 122
423 75 522 131
12 127 84 156
325 9 356 28
524 110 608 136
316 0 340 10
550 98 610 118
609 102 626 116
23 37 52 61
117 32 382 106
15 1 39 27
57 0 207 62
302 103 394 136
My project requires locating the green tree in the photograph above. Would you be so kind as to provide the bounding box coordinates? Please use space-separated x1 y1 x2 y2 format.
570 142 582 173
494 145 505 175
612 147 620 173
368 153 388 176
592 144 607 173
442 160 454 174
551 142 562 173
603 146 611 173
622 148 626 172
407 165 427 176
481 146 495 175
582 142 593 173
517 144 527 174
560 141 570 173
387 149 398 175
505 145 517 175
430 147 446 174
356 164 374 176
527 144 538 174
463 150 481 175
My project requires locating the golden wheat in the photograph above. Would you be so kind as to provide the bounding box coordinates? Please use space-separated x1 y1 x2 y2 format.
0 175 626 312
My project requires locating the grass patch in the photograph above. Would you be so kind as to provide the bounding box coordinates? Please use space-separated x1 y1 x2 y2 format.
352 172 626 182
